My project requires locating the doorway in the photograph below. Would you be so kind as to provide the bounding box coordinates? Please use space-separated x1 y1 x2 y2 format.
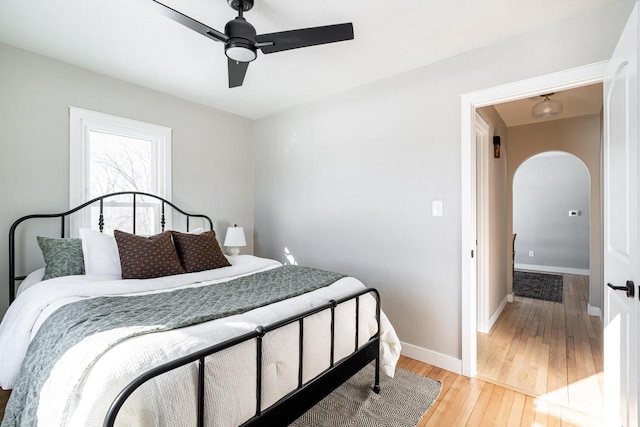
476 151 603 417
460 61 606 377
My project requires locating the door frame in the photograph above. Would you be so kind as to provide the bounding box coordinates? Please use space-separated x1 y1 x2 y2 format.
475 113 492 333
460 61 608 377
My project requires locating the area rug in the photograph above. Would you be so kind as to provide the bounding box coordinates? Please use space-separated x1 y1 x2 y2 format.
513 270 563 303
290 363 442 427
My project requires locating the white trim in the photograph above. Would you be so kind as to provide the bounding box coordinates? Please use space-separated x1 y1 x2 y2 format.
514 264 590 276
485 295 509 332
476 114 492 334
460 61 607 378
400 341 462 374
587 303 603 321
507 293 514 303
69 107 173 233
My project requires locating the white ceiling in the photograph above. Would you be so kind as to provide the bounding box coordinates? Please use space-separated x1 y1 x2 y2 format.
0 0 623 119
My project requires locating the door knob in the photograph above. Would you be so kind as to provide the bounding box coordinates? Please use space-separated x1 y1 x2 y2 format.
607 281 635 298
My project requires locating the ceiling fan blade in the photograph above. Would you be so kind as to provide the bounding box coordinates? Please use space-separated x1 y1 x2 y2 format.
151 0 229 43
228 58 250 88
256 23 353 54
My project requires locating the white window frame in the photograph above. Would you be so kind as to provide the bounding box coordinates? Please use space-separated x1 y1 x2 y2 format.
69 106 172 233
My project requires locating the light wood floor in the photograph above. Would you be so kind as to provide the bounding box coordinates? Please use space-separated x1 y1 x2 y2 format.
477 273 604 423
399 355 603 426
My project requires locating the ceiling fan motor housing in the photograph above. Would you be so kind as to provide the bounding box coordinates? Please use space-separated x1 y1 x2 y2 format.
225 17 257 62
227 0 254 12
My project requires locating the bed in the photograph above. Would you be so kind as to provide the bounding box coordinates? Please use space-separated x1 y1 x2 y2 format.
0 192 400 426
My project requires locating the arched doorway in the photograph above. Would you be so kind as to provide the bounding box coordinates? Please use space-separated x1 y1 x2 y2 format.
513 151 590 276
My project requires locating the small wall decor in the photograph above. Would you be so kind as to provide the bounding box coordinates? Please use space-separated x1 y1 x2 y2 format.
493 136 501 158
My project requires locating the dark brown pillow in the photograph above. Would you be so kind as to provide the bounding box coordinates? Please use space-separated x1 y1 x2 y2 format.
114 230 185 279
171 230 231 273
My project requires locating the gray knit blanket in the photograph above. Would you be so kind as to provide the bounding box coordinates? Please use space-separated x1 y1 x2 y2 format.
2 265 345 427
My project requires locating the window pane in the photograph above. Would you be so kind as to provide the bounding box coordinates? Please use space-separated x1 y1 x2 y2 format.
88 131 154 198
90 206 156 235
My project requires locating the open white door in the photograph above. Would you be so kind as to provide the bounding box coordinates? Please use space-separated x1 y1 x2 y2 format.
603 3 640 426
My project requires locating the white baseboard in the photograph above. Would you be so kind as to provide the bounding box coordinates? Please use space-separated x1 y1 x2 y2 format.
507 293 514 303
487 295 508 331
477 294 508 333
515 263 590 276
400 341 462 374
587 303 603 322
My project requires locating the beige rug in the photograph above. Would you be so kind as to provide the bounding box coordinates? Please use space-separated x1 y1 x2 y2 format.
290 364 442 427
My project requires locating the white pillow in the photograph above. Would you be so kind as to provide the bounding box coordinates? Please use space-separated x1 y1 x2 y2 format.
17 268 45 296
79 228 122 277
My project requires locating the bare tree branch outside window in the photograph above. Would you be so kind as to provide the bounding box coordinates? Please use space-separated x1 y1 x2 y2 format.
88 131 157 235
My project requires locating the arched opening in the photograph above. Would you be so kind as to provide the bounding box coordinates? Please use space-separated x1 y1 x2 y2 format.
513 151 590 276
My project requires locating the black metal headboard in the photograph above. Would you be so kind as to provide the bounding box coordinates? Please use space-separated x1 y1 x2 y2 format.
9 191 214 303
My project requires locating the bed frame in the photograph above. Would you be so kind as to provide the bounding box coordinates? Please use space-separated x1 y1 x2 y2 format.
8 191 381 426
9 191 213 304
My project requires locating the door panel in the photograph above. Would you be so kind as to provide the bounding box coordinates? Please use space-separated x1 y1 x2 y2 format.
607 62 631 261
604 3 639 426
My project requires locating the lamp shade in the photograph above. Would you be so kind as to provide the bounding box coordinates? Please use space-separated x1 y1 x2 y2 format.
224 225 246 247
531 94 563 119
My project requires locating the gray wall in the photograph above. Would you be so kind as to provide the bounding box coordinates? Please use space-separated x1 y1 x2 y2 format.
513 153 590 270
253 2 632 362
0 43 254 317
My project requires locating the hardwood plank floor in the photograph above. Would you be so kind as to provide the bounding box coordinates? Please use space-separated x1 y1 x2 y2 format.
477 273 604 422
397 355 603 426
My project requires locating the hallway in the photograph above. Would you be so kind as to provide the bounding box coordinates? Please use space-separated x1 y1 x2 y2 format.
477 274 603 419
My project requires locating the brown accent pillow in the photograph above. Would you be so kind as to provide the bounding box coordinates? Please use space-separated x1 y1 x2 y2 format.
171 230 231 273
114 230 185 279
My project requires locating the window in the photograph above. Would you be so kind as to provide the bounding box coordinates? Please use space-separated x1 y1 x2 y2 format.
69 107 172 235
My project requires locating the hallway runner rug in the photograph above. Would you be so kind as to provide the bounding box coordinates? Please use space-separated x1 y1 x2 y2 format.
513 270 564 303
290 363 442 426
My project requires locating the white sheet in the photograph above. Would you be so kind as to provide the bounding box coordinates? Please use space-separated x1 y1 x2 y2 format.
0 256 401 426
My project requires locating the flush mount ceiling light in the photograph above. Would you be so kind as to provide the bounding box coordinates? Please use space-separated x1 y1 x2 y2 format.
531 93 563 119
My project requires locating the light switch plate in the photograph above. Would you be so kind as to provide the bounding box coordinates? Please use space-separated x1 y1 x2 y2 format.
432 200 443 216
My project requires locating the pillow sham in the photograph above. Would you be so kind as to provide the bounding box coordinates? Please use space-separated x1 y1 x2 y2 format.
37 236 85 280
79 228 122 277
114 230 185 279
171 230 231 273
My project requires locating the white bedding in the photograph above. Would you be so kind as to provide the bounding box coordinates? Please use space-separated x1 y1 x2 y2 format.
0 255 401 426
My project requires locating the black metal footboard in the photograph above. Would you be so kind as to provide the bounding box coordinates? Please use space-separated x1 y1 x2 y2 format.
103 288 381 427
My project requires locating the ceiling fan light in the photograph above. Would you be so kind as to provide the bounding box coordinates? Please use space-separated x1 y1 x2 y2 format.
225 41 256 62
531 94 563 119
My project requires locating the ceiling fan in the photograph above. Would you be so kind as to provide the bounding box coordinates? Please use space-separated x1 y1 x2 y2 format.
151 0 354 88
